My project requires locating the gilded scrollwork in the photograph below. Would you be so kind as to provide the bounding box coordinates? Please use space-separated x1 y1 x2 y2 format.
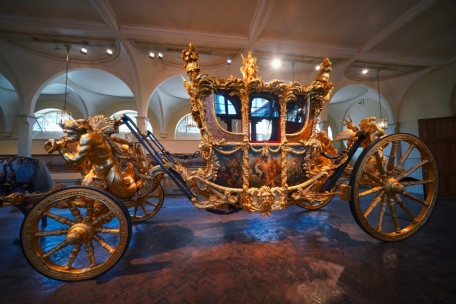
181 43 342 216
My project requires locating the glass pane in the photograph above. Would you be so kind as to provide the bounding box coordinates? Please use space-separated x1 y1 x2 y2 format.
215 95 226 114
285 99 306 134
227 103 236 115
251 98 269 117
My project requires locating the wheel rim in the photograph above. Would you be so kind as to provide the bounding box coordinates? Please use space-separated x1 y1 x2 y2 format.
21 187 131 281
350 134 439 242
129 185 164 221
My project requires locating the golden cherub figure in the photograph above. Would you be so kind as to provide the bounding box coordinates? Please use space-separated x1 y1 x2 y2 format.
240 51 259 81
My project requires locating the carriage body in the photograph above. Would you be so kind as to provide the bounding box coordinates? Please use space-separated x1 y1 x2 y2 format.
180 45 340 216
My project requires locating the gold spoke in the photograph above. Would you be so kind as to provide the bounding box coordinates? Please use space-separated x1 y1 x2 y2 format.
65 244 82 270
364 191 384 218
140 204 148 215
85 241 96 268
133 205 139 217
387 196 401 233
376 195 387 232
398 160 429 180
402 191 429 206
401 179 434 187
359 187 381 198
387 141 397 172
146 201 157 207
92 211 114 226
85 199 95 222
93 235 115 254
35 228 69 237
363 170 383 185
394 194 418 224
68 201 83 222
42 239 70 259
43 212 75 226
96 228 120 234
395 144 414 173
374 151 386 176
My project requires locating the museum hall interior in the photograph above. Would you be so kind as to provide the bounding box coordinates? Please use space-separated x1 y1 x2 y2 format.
0 0 455 303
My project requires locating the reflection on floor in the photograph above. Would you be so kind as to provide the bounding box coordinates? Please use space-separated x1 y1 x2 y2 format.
1 195 455 303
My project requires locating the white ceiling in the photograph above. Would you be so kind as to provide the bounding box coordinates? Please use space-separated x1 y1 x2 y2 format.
0 0 455 98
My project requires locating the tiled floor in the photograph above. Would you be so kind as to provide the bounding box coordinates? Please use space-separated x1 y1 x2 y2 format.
1 195 455 304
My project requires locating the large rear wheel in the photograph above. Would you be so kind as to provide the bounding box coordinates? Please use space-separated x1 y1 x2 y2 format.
349 134 439 242
20 186 131 281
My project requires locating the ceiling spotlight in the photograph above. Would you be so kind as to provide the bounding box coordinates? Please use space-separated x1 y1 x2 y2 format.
149 52 155 59
315 65 320 71
227 59 232 65
106 49 113 56
157 53 163 60
272 59 281 68
362 69 368 74
80 47 88 55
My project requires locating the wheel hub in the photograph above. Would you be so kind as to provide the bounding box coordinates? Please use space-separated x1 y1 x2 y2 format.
66 223 94 245
385 178 405 196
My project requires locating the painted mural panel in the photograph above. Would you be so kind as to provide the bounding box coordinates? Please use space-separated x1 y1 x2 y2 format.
286 147 308 186
248 149 281 188
213 148 243 188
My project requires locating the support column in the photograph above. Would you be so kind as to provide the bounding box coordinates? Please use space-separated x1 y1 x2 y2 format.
16 114 36 157
318 120 331 134
135 116 147 133
392 122 402 160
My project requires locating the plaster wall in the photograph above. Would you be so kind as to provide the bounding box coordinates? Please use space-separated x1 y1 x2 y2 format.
398 61 456 136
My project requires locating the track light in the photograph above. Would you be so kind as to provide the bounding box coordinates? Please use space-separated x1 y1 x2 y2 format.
106 49 113 56
80 47 88 55
157 53 163 60
272 59 281 68
227 59 232 65
149 52 155 59
315 65 320 71
362 69 368 74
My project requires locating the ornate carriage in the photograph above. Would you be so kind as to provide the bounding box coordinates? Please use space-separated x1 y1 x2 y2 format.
0 43 439 281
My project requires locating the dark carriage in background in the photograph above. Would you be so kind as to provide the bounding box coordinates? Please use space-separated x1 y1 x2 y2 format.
0 43 439 281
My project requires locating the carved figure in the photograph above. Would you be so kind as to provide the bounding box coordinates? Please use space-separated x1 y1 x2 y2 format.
46 118 141 198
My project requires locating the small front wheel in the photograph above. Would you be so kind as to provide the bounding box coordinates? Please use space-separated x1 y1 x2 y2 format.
128 185 165 221
349 134 439 242
20 186 132 281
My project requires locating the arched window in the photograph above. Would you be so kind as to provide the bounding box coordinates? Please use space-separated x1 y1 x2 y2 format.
33 108 74 132
111 110 152 134
214 92 242 132
175 114 201 140
316 122 333 140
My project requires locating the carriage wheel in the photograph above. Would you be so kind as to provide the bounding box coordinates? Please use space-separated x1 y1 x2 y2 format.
129 185 164 221
20 186 131 281
349 134 439 242
296 187 336 210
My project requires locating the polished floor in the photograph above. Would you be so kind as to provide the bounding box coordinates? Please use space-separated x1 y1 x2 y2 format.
1 195 455 304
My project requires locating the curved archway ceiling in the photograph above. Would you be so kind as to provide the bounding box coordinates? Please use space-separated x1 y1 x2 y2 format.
330 86 368 104
159 75 190 100
68 70 133 97
0 74 14 90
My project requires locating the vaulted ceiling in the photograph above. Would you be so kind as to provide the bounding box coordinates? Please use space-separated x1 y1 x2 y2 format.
0 0 455 111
